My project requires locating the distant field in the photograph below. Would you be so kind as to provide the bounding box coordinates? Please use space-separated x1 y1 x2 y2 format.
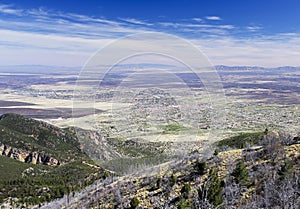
0 66 299 137
0 107 104 119
0 100 35 107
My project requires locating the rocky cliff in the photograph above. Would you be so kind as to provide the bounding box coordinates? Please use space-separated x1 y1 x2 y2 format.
0 113 86 165
0 142 59 165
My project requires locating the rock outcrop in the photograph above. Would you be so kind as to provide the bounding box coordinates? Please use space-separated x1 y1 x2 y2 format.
0 142 60 166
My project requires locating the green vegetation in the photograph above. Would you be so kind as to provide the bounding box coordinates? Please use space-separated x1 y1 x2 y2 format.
196 167 226 208
180 183 191 198
107 137 168 157
156 177 162 188
232 160 249 185
170 173 177 187
103 137 171 174
162 124 185 134
177 198 194 209
130 197 140 208
0 159 107 207
216 131 265 150
278 159 293 180
194 161 207 175
207 169 224 207
0 113 86 162
0 113 108 207
60 130 300 209
100 154 171 174
0 155 34 181
1 113 299 208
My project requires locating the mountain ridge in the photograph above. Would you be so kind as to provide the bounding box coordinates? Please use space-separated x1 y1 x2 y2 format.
0 113 85 163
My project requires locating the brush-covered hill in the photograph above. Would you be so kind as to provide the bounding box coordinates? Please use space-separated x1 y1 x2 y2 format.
42 130 300 209
1 113 299 208
0 113 109 208
0 113 86 164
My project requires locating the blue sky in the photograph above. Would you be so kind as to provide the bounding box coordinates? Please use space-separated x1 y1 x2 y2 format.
1 0 300 67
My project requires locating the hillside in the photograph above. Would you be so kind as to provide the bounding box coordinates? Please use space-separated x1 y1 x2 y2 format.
42 131 300 209
0 113 108 208
1 113 299 208
0 113 86 163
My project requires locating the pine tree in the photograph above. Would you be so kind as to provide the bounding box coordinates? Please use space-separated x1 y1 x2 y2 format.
207 169 224 207
232 161 249 186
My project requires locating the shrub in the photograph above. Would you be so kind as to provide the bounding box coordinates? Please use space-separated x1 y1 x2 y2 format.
194 161 207 175
278 160 292 180
177 198 194 209
232 160 249 185
214 149 219 156
170 173 177 187
156 177 162 188
207 169 223 206
217 132 264 150
180 183 191 198
130 197 140 208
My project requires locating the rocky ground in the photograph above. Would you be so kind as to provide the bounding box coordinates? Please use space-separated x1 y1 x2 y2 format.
40 131 300 209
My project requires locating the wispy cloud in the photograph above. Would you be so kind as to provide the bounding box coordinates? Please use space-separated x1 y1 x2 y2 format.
27 7 49 16
1 4 300 67
192 18 202 22
119 18 153 26
157 21 235 36
0 7 148 39
193 33 300 67
246 25 263 32
0 4 23 15
205 16 222 21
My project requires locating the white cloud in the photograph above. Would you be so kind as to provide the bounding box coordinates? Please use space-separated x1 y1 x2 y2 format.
158 22 234 35
27 7 49 16
0 4 23 15
0 4 300 67
192 18 202 22
119 18 153 26
193 34 300 67
246 25 263 32
0 13 148 40
0 29 111 66
206 16 222 21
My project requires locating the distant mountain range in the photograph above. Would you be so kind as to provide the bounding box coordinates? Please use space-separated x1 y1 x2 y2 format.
0 65 299 74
